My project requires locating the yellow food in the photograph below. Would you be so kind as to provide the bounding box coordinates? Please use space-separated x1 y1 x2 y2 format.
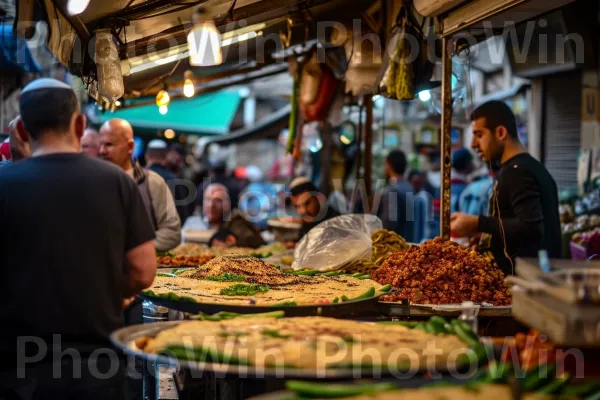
139 316 470 371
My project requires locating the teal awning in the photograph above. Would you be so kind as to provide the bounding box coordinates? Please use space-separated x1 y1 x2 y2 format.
94 91 242 136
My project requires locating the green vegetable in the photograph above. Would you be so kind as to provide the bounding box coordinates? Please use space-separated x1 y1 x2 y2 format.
456 344 489 367
428 317 448 334
414 322 427 331
289 270 319 276
192 310 285 321
250 252 273 259
262 329 292 339
323 271 343 276
271 301 297 307
285 380 396 398
341 295 350 302
454 320 478 335
345 287 376 302
482 361 511 383
536 373 570 394
332 297 339 304
424 322 438 335
203 272 245 282
375 321 417 328
351 273 363 278
178 296 197 303
585 390 600 400
238 311 285 319
562 382 600 397
523 363 556 391
143 290 156 297
220 284 270 296
378 284 392 293
451 320 479 347
156 273 174 277
286 74 299 154
357 275 372 280
156 251 175 257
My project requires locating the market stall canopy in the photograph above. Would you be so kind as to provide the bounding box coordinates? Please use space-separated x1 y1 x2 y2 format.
0 24 41 72
89 90 242 135
415 0 577 37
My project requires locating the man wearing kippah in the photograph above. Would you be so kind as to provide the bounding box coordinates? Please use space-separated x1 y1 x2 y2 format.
0 78 157 398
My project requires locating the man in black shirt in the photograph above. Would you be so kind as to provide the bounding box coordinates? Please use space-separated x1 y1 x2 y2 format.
0 78 157 399
451 100 561 275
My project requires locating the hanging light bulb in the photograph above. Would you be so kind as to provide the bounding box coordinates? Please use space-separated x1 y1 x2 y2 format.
187 7 222 66
67 0 90 15
183 70 195 98
95 29 124 102
159 105 168 115
156 90 170 107
164 129 176 139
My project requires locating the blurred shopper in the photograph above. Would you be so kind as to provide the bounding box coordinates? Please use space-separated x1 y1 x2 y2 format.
458 164 495 217
145 139 191 224
196 160 242 210
450 148 475 213
379 149 419 242
451 100 561 275
100 119 181 251
289 177 339 239
0 116 31 169
80 128 101 157
0 78 156 398
167 143 186 177
408 170 433 243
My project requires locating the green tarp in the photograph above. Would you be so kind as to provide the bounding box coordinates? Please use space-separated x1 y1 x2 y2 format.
96 91 242 135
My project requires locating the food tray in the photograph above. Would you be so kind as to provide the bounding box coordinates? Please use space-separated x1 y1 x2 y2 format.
139 290 385 318
378 302 512 317
110 320 484 379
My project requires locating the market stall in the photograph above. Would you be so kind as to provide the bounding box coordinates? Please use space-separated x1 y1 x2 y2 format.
18 0 600 398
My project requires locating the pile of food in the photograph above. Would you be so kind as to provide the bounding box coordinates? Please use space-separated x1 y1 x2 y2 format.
147 255 388 306
136 315 473 371
343 229 409 275
373 238 511 305
157 254 215 268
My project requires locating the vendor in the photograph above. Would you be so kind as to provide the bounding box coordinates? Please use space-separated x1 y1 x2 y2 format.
289 177 340 238
450 101 561 275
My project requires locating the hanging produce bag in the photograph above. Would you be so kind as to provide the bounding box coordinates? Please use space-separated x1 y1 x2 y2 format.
377 7 436 100
292 214 383 272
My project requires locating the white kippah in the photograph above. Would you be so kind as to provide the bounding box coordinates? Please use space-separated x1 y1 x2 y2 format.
147 139 168 150
21 78 72 94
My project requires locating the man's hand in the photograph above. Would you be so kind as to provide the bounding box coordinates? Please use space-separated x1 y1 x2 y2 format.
450 212 479 237
122 296 136 309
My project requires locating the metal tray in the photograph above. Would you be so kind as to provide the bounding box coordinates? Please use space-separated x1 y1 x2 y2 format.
110 320 481 380
138 290 385 317
378 302 512 317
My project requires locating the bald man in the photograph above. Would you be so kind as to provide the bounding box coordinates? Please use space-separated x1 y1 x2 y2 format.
99 119 181 251
80 128 101 157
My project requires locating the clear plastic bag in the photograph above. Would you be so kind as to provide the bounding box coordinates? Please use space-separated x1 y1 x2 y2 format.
292 214 383 272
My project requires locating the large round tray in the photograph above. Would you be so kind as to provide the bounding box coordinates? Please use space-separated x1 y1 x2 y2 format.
378 302 512 317
110 320 482 380
138 290 386 317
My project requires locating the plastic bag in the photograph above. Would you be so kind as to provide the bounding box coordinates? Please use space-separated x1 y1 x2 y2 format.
292 214 383 272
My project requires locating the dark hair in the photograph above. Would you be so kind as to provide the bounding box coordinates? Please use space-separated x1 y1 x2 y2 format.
385 149 407 176
470 100 518 139
19 88 79 140
290 181 318 197
451 148 474 172
408 170 425 181
169 143 186 156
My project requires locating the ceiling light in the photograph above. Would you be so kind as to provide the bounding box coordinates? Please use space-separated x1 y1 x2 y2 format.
159 105 168 115
156 90 170 107
187 8 222 67
115 100 121 107
183 70 195 98
418 90 431 102
164 129 176 139
221 31 261 47
67 0 90 15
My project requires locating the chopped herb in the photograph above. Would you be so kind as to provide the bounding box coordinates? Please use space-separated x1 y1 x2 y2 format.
271 301 297 307
220 284 270 296
262 329 292 339
250 252 273 259
204 272 245 282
